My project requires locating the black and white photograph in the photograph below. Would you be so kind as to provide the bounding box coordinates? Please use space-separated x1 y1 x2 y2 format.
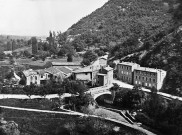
0 0 182 134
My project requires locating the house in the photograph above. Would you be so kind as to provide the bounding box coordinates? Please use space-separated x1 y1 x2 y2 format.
97 66 113 86
117 62 167 90
3 51 12 55
92 55 108 68
35 69 50 85
23 69 40 85
117 62 140 84
133 67 166 90
55 66 73 78
44 67 64 82
72 65 100 85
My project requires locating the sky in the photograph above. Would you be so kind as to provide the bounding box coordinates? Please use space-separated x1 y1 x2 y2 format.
0 0 108 36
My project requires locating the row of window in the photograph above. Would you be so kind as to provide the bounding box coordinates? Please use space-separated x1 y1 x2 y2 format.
135 81 156 88
135 76 156 82
119 65 131 70
119 70 132 76
120 76 132 82
30 76 37 81
135 71 156 76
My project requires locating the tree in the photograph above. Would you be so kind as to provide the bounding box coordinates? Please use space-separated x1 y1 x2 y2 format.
142 90 168 122
67 53 73 62
31 37 38 54
81 58 90 66
0 52 5 60
81 50 98 66
110 83 120 101
23 84 36 98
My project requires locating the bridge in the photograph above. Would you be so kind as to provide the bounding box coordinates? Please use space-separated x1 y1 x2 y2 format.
86 85 113 100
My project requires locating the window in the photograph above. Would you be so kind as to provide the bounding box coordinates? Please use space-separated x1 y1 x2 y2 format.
146 77 148 81
149 78 151 82
41 75 43 78
136 76 138 79
31 76 33 81
139 76 141 79
142 77 144 80
35 76 37 80
153 79 156 83
121 71 123 74
135 81 137 84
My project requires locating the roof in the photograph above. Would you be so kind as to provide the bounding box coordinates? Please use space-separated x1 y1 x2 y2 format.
55 66 72 75
52 62 81 66
104 66 113 71
135 67 166 73
35 69 46 75
118 62 140 67
99 55 108 60
73 65 100 73
23 69 37 77
45 67 62 75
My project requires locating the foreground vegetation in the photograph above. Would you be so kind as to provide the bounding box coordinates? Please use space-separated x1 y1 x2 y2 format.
0 98 146 135
104 85 182 135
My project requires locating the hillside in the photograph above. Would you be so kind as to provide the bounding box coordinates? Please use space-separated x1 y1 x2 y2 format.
64 0 173 49
61 0 182 96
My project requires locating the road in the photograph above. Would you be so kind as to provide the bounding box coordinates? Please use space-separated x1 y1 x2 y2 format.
113 79 182 102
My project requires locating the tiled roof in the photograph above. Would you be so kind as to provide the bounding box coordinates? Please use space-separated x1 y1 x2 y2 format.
35 69 46 75
73 65 100 73
45 67 61 75
118 62 140 67
55 66 72 75
23 69 37 77
135 67 166 73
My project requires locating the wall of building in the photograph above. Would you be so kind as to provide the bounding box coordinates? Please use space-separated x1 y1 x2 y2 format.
26 74 40 85
99 58 107 67
133 70 157 89
117 64 133 84
75 72 92 81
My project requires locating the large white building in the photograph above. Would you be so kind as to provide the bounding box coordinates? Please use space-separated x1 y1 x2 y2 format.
117 62 167 90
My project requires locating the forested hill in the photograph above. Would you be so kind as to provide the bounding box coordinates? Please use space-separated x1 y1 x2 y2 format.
64 0 173 49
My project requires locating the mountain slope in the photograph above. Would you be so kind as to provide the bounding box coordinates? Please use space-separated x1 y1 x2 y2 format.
66 0 173 49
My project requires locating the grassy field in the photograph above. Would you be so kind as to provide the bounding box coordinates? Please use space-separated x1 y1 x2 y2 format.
94 108 129 123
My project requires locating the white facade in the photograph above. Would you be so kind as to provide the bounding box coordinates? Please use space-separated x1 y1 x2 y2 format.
74 72 92 81
23 69 41 85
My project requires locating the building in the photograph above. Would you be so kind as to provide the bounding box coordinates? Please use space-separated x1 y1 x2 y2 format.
117 62 140 84
72 65 100 85
55 66 73 78
52 62 81 70
22 67 65 85
44 67 64 82
35 69 50 85
133 67 166 90
97 66 113 86
92 55 108 68
23 69 40 85
117 62 167 90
